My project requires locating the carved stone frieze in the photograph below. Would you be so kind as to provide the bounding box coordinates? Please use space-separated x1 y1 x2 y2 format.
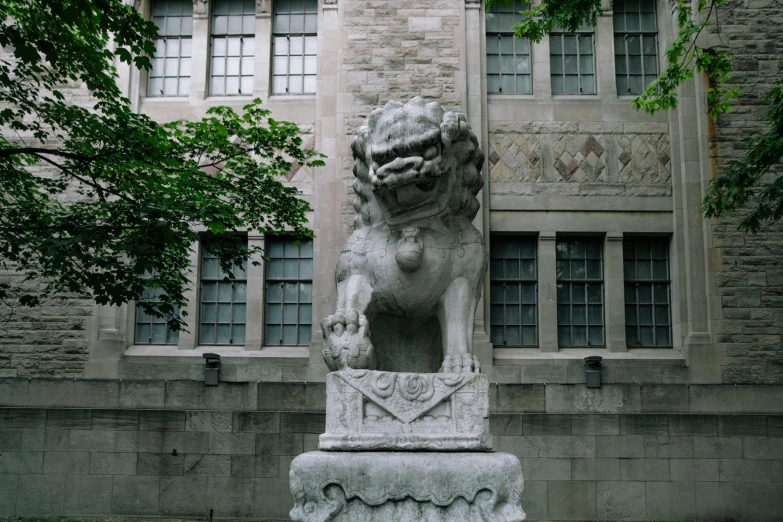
488 123 673 195
289 451 525 522
319 369 492 451
618 134 672 184
488 134 542 182
552 134 608 182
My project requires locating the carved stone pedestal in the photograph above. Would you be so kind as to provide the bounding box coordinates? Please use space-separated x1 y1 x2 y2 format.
289 451 525 522
320 369 492 451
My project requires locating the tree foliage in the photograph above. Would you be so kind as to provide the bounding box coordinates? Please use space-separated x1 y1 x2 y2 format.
487 0 782 231
0 0 323 328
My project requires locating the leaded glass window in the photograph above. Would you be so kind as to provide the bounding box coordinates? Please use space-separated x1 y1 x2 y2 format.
624 237 671 347
210 0 255 96
485 0 532 94
135 275 180 345
199 249 248 345
265 238 313 346
556 238 604 347
273 0 318 95
550 26 595 94
614 0 658 94
490 237 538 346
148 0 193 97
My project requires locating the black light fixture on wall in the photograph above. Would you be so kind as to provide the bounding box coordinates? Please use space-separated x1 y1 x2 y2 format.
203 353 221 386
584 356 603 388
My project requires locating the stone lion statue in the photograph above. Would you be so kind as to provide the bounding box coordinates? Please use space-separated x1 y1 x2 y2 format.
321 97 486 374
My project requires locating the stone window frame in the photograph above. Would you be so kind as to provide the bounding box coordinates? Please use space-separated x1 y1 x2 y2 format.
271 0 318 95
147 0 194 97
613 0 659 95
263 236 314 346
489 235 539 347
133 273 181 346
484 0 533 95
198 243 249 346
623 235 672 348
209 0 257 96
555 236 605 347
549 25 597 95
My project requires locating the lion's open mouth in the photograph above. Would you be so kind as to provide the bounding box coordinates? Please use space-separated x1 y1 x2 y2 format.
393 179 439 207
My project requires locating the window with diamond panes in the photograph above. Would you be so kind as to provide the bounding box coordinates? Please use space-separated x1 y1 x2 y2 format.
210 0 255 96
614 0 658 94
556 238 604 347
550 25 596 94
490 237 537 346
265 238 313 346
272 0 317 95
135 276 180 345
199 249 247 345
624 238 671 347
485 0 532 94
148 0 193 97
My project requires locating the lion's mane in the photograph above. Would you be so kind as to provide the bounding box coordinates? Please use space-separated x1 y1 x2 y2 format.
350 97 485 229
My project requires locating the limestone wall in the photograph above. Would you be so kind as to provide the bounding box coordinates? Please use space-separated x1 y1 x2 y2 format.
1 378 782 521
706 0 783 384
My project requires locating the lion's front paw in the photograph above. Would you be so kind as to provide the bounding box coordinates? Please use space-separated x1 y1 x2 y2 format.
439 353 480 374
321 309 375 371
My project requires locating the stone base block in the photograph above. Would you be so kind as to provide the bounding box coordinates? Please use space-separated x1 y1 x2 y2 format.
289 451 525 522
321 370 492 451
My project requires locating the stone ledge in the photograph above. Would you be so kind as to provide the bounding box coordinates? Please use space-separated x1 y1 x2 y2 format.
2 379 782 415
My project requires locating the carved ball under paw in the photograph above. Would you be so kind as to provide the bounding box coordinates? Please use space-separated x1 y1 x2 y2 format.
439 353 480 374
321 309 376 371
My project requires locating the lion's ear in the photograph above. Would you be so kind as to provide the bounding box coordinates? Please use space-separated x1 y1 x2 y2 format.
440 112 470 148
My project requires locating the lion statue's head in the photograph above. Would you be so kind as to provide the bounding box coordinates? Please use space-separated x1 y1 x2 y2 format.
350 97 484 229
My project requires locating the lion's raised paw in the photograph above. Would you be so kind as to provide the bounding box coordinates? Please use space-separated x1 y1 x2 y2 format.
439 353 480 374
321 309 376 371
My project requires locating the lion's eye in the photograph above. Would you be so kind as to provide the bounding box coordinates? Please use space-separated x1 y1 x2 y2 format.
373 151 392 166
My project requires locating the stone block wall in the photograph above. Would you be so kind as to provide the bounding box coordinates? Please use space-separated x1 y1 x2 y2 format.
0 288 92 379
1 379 782 521
707 0 783 384
0 41 97 379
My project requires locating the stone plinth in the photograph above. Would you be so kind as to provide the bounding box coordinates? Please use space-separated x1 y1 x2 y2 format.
320 369 492 451
289 451 525 522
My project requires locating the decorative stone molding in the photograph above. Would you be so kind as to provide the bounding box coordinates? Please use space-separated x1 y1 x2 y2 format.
256 0 271 16
553 134 608 182
193 0 207 18
489 134 542 182
618 134 672 185
487 123 672 194
319 369 492 451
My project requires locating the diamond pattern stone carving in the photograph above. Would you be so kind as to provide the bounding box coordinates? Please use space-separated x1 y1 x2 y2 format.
489 134 541 182
618 134 672 184
552 134 607 183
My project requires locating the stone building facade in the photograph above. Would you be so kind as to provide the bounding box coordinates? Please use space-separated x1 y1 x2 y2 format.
1 0 782 520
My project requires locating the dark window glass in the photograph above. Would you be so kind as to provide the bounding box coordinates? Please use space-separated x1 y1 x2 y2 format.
614 0 658 94
486 0 532 94
273 0 318 94
556 238 604 347
490 237 537 347
200 246 248 345
624 237 671 347
265 238 313 346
